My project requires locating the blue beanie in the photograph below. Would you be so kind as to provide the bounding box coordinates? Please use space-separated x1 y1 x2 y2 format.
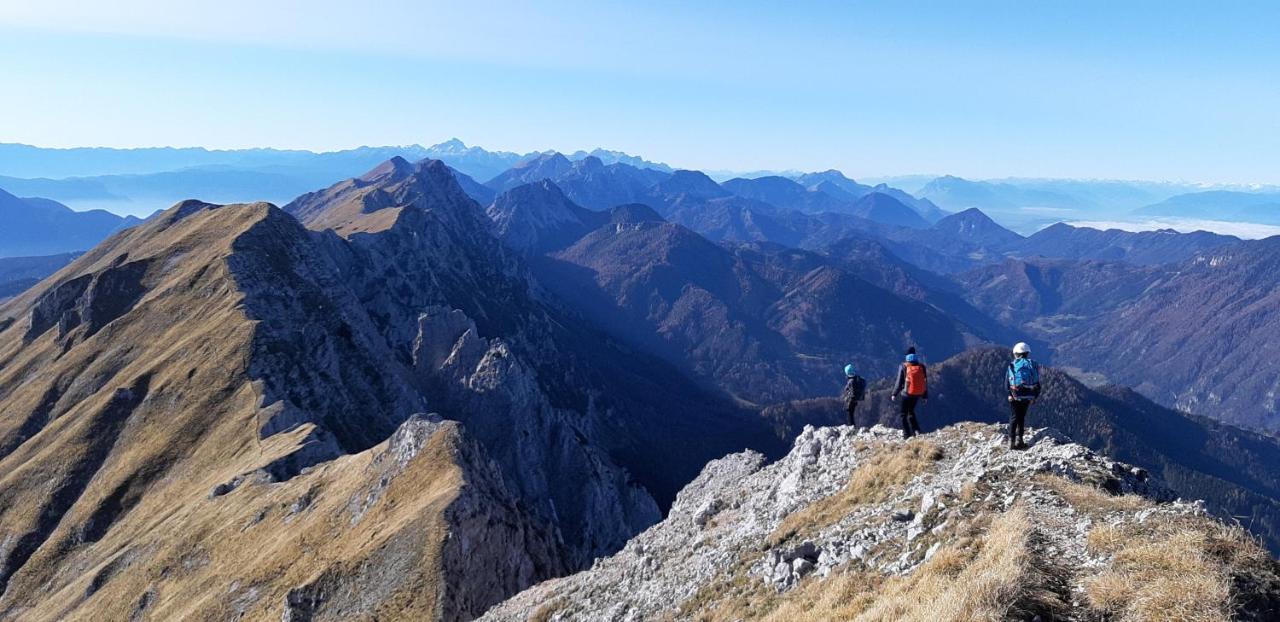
905 353 918 363
844 364 857 377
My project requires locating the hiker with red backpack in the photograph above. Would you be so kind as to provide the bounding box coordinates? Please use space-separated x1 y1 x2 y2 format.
1006 342 1042 450
891 347 927 439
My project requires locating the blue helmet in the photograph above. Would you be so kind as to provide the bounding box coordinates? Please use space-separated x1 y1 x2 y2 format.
844 364 857 377
905 353 919 363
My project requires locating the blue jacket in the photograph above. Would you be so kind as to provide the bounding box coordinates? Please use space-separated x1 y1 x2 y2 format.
1006 358 1042 401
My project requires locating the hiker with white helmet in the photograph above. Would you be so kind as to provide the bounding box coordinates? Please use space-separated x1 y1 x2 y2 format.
841 364 866 426
1006 342 1041 450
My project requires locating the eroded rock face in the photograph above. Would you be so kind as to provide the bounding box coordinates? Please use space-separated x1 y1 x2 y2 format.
280 416 564 622
480 423 1277 621
285 159 669 569
24 257 152 344
414 306 660 569
227 208 425 455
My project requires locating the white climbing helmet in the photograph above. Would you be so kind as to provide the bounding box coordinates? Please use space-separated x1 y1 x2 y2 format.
1012 342 1031 355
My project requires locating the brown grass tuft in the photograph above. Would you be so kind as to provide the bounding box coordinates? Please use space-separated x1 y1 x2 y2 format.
846 505 1066 622
1082 513 1271 622
529 598 566 622
1036 474 1150 516
687 505 1068 622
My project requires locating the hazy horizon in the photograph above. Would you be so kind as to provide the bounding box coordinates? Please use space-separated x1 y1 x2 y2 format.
6 139 1280 191
3 1 1279 185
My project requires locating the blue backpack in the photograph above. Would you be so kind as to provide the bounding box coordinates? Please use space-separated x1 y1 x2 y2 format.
1007 358 1040 398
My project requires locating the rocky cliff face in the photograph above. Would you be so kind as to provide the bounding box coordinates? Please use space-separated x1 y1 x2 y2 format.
281 158 705 563
273 416 566 622
481 423 1280 621
413 306 660 568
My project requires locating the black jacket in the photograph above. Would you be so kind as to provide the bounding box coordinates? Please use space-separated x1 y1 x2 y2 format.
892 362 928 399
842 375 866 405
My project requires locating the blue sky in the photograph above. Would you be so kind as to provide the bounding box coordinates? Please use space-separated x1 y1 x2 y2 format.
1 1 1278 183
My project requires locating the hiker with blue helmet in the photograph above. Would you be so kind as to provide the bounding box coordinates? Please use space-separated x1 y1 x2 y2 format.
1006 342 1041 450
891 347 927 439
841 364 866 426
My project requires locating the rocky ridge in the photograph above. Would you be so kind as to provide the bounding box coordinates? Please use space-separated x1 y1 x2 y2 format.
481 422 1280 621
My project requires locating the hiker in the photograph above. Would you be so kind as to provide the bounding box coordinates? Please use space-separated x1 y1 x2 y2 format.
1006 342 1042 450
891 347 927 439
841 364 866 426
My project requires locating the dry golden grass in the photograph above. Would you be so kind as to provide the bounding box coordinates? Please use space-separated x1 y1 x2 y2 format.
1036 473 1150 515
847 506 1065 622
770 438 943 545
1082 514 1272 622
1085 522 1128 554
530 598 567 622
682 572 779 622
687 506 1067 622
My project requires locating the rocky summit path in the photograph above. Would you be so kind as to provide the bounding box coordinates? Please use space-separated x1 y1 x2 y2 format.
480 422 1280 622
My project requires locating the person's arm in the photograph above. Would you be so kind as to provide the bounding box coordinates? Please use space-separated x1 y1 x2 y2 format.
1006 363 1016 400
1032 361 1042 400
892 364 905 397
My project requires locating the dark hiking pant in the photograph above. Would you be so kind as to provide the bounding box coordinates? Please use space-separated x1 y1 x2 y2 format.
845 401 858 426
1009 399 1031 446
900 396 922 438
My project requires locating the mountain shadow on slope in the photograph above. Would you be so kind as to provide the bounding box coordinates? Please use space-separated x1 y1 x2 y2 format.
528 212 979 406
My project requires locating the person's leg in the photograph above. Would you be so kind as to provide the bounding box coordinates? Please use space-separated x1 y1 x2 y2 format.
908 398 921 434
1020 402 1030 447
1013 401 1029 448
899 397 913 438
1008 400 1019 448
846 401 857 426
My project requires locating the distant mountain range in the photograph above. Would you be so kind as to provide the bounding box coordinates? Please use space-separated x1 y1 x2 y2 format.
10 140 1280 237
1135 190 1280 225
0 252 79 301
957 239 1280 436
3 142 1277 437
918 175 1280 232
1054 238 1280 434
477 154 945 239
0 140 672 216
1012 222 1238 265
0 186 141 257
0 139 672 181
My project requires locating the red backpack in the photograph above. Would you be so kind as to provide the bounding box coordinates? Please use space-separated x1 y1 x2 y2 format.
904 363 927 396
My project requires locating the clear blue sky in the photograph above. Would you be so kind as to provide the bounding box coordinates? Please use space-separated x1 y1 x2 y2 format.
2 1 1277 183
